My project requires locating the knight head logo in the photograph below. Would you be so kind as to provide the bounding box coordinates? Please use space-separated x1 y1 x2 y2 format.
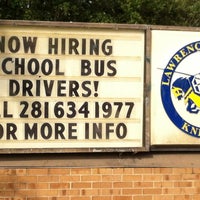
171 75 200 114
160 41 200 138
172 78 185 100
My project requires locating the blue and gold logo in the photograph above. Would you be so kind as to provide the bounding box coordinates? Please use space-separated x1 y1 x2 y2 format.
161 41 200 138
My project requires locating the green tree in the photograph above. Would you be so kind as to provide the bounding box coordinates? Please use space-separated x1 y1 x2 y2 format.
1 0 200 26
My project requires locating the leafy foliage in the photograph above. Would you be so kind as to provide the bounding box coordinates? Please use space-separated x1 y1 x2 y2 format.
1 0 200 26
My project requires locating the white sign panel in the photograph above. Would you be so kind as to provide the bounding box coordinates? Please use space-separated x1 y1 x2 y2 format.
151 30 200 145
0 22 145 152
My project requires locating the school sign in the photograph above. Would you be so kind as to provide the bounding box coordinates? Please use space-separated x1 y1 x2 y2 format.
0 21 146 153
1 20 200 153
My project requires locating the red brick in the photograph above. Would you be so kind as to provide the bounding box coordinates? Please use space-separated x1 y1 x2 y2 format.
60 175 80 182
102 175 121 181
50 198 70 200
98 168 113 174
81 175 101 181
163 188 182 194
0 175 17 182
134 196 152 200
123 168 133 174
15 189 37 197
101 189 121 195
134 181 153 188
92 197 112 200
0 183 15 190
12 198 26 200
0 169 16 175
143 188 162 195
113 168 124 174
93 182 112 188
37 175 59 182
153 168 173 174
17 176 37 183
71 197 91 200
122 188 142 195
16 169 27 176
192 168 200 174
182 187 197 194
174 181 193 187
194 181 200 187
27 169 48 175
71 168 91 175
0 190 15 196
58 189 80 196
173 168 193 174
27 183 49 190
113 196 132 200
153 195 174 200
36 189 58 196
123 175 142 181
133 168 152 174
113 182 132 188
50 183 70 189
91 168 100 174
71 182 91 189
193 195 200 200
81 188 100 195
174 195 191 200
143 174 163 181
49 168 70 175
27 198 49 200
14 183 27 189
163 175 182 181
154 181 174 187
182 174 199 180
68 189 80 196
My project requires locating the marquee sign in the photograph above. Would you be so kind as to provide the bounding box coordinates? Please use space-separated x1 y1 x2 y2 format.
0 21 146 152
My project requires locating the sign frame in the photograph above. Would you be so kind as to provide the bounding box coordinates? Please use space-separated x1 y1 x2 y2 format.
0 20 150 154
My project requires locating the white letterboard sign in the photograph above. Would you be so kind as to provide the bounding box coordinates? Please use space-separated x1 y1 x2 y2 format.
0 22 145 152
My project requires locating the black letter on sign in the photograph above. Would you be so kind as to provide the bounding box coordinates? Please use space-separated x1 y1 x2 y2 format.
8 36 20 53
27 58 39 75
7 123 17 140
0 36 5 53
41 123 52 139
81 60 91 76
106 123 114 139
102 39 112 55
44 80 54 96
69 81 79 97
23 37 37 53
48 38 58 54
2 57 12 74
55 123 65 139
116 123 127 139
25 123 37 139
107 60 117 76
82 81 92 97
68 123 77 139
9 80 20 96
23 80 33 96
0 124 3 139
3 102 13 118
69 38 79 55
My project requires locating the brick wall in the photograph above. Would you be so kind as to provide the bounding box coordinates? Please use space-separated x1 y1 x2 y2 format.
0 168 200 200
